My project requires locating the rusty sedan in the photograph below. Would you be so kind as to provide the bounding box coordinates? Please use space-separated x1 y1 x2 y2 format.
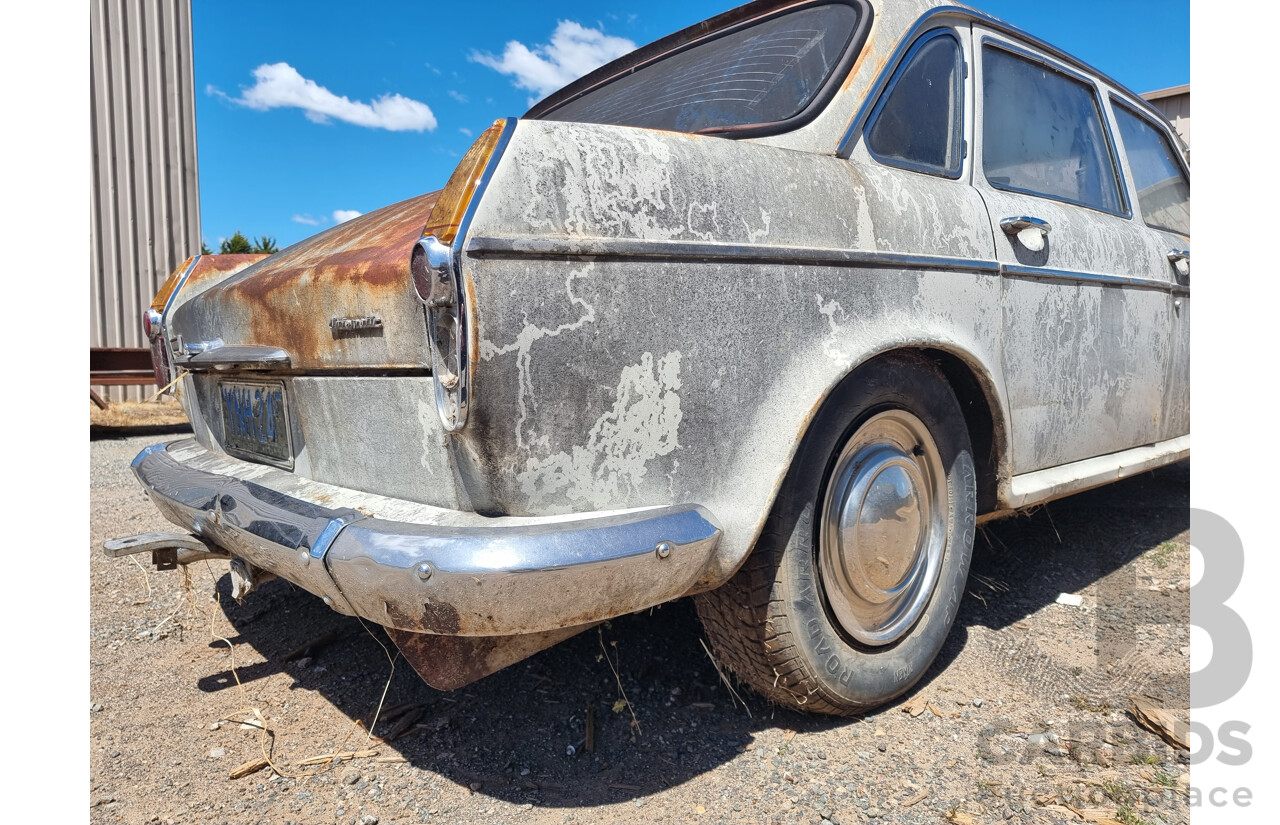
107 0 1190 715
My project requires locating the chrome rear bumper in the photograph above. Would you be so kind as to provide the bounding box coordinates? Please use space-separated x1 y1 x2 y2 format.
131 440 724 635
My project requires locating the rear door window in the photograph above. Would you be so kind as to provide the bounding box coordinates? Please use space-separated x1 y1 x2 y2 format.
1112 101 1190 236
981 45 1125 214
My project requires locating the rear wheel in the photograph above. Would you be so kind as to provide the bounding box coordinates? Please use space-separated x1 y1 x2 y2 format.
694 354 976 714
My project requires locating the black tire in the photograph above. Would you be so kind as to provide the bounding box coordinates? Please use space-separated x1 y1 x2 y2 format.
694 353 976 715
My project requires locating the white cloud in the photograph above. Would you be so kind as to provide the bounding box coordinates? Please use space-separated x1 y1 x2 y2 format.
470 21 635 100
291 213 321 225
447 90 468 104
459 127 473 137
333 209 362 223
217 63 437 132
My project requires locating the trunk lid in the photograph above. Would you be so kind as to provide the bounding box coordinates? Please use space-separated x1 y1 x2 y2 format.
170 192 438 371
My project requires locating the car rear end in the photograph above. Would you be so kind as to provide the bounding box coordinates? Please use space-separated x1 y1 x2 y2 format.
116 118 724 689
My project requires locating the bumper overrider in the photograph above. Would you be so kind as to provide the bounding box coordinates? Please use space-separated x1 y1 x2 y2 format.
127 440 724 636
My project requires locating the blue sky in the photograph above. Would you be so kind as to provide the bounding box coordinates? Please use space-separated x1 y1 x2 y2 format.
193 0 1190 250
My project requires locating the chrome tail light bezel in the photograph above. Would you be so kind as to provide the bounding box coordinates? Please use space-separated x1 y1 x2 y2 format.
412 235 470 431
411 117 516 433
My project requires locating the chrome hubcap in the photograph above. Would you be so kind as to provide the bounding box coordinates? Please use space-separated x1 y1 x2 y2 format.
819 410 946 646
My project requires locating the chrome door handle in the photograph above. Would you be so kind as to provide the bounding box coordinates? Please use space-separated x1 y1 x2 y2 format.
1167 249 1190 278
1000 216 1051 253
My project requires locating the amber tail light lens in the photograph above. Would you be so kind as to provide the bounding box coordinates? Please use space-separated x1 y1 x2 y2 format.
422 119 507 246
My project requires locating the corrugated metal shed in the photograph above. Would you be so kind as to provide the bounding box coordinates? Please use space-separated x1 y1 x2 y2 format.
1141 84 1190 151
91 0 201 401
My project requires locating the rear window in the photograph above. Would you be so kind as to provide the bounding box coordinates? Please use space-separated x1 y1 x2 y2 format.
535 1 869 136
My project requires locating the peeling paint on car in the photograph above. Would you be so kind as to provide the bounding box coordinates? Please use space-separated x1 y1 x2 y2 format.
519 351 684 508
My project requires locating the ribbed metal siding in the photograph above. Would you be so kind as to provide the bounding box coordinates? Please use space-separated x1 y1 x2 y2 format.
1147 92 1190 150
91 0 200 401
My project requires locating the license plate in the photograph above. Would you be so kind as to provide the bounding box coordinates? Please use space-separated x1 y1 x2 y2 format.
220 380 293 468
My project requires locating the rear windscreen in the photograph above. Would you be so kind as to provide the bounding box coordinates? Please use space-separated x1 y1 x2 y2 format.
539 2 865 135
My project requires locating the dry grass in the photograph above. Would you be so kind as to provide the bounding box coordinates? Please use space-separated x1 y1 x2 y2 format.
90 398 189 429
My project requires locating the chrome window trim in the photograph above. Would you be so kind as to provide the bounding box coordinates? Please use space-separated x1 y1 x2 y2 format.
837 7 1174 160
863 27 966 180
1107 95 1192 237
976 37 1132 220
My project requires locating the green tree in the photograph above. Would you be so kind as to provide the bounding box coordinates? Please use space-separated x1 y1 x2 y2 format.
200 241 212 255
251 235 279 254
219 231 253 254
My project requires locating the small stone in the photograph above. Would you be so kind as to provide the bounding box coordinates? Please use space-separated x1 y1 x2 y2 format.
973 698 983 708
358 816 379 825
209 747 226 758
876 743 887 753
91 703 104 713
341 769 361 786
1094 749 1112 768
209 722 221 731
469 781 483 792
296 657 312 668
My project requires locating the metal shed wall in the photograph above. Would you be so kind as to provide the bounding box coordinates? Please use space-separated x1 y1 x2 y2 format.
91 0 200 401
1141 84 1190 152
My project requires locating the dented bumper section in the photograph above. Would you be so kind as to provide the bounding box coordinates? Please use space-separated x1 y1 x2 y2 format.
130 440 724 636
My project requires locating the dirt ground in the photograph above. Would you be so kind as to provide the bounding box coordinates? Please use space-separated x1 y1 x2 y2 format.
89 433 1191 825
91 399 190 432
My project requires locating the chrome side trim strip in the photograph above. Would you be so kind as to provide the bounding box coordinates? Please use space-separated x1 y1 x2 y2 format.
469 235 1190 295
1006 434 1189 510
1001 264 1178 294
467 235 1001 274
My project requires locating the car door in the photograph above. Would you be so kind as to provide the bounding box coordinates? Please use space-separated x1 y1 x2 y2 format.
971 27 1172 475
1106 96 1191 443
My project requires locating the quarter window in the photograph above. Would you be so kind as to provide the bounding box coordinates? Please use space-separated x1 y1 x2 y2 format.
1112 102 1190 236
982 45 1124 214
866 31 964 177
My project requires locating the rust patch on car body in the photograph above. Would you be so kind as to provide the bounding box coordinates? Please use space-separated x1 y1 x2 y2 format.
168 192 441 371
388 624 592 690
184 254 269 290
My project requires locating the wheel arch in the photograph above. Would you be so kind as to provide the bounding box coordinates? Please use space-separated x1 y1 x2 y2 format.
793 345 1009 518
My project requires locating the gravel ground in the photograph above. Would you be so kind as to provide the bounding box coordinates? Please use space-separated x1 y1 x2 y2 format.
90 433 1191 825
